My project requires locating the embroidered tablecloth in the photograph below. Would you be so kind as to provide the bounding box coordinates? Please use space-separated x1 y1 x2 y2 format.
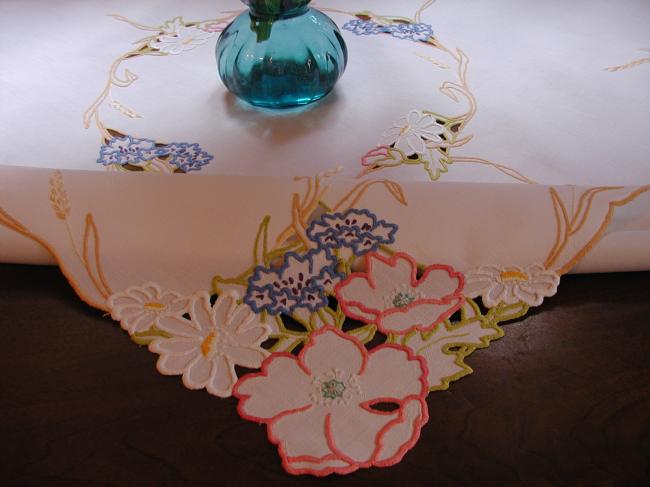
1 0 649 477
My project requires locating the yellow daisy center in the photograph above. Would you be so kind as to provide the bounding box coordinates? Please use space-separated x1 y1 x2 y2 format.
201 332 217 357
500 270 529 281
399 123 412 136
143 302 166 311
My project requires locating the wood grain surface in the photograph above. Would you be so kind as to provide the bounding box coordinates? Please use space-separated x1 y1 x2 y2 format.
1 264 648 486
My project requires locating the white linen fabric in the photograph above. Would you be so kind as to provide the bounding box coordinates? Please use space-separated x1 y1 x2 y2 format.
0 0 649 271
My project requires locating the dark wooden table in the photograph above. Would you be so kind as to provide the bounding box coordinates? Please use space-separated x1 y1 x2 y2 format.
1 264 648 486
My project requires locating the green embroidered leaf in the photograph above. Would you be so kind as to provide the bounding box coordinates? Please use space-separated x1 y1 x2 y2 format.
253 215 271 267
487 301 530 324
268 335 306 353
346 324 377 345
398 298 530 391
403 318 501 391
131 325 172 346
211 274 248 297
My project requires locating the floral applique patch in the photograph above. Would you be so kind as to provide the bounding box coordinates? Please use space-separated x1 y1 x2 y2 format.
107 182 560 476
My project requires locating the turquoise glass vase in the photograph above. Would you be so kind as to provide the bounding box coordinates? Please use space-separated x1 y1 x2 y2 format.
216 0 347 108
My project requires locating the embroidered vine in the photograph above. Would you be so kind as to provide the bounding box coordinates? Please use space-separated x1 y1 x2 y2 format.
327 4 535 183
83 1 535 181
83 14 236 173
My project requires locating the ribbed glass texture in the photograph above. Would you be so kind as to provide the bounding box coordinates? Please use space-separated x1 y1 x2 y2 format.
216 6 347 108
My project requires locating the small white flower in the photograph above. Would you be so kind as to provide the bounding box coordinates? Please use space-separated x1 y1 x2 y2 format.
381 110 444 156
149 17 215 55
107 283 190 335
464 264 560 308
150 291 270 398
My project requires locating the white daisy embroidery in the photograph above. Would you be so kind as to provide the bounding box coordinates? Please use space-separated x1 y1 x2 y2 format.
464 264 560 308
380 110 444 155
150 291 271 397
149 17 215 55
107 283 190 335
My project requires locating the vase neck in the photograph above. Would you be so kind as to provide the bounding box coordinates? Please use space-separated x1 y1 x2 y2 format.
243 0 311 19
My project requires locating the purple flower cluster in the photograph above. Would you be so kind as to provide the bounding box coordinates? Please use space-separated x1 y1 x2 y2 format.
343 19 433 42
97 135 158 166
97 135 213 172
244 248 343 316
243 209 398 315
306 208 398 256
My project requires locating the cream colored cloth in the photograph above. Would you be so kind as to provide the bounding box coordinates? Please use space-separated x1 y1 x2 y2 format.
1 0 649 278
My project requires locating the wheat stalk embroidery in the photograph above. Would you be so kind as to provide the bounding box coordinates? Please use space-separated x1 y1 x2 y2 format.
49 170 70 220
604 48 650 72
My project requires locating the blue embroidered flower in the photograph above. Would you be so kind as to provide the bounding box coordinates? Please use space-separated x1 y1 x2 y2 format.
97 135 158 166
97 136 213 172
306 209 398 256
244 248 343 316
342 19 385 36
343 19 433 43
163 143 214 172
388 23 433 42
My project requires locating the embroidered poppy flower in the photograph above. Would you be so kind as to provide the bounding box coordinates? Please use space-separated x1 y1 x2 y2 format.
335 252 464 335
234 327 429 476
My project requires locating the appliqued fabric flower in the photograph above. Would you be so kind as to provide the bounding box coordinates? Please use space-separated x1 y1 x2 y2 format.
336 252 464 335
150 17 214 55
244 248 342 315
163 142 214 172
464 264 560 307
306 209 398 256
234 327 429 476
150 291 270 397
107 283 190 335
97 135 158 166
381 110 444 156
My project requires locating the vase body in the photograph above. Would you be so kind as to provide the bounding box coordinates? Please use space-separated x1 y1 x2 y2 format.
216 1 347 108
